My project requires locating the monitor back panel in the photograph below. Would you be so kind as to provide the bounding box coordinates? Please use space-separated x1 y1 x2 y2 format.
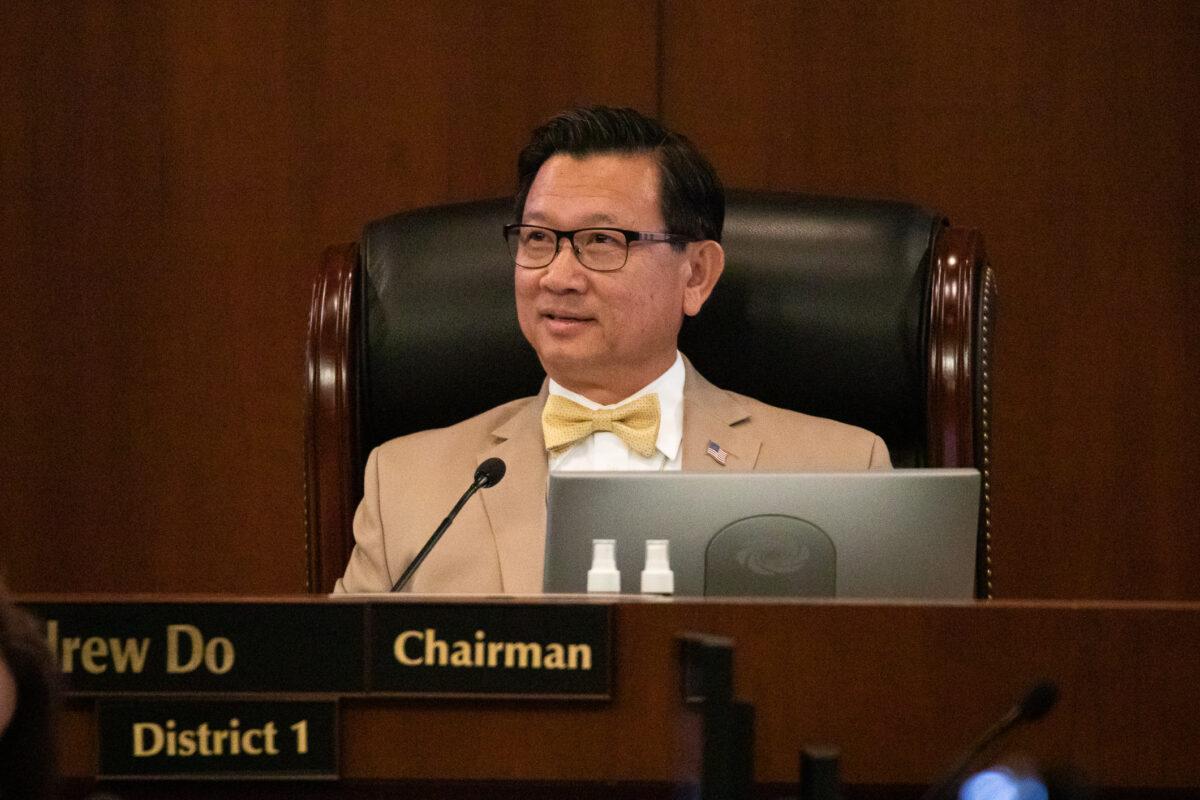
543 470 980 599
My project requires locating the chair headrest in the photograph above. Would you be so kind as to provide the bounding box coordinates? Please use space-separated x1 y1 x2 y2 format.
359 191 943 467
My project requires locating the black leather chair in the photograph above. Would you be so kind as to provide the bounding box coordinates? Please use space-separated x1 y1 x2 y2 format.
305 192 996 596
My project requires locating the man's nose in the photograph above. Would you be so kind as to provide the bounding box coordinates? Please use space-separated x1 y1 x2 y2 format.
539 237 588 291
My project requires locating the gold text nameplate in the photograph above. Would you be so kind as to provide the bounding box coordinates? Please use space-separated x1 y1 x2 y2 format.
21 600 614 700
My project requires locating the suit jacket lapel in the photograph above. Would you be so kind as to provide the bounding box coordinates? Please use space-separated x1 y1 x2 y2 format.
479 385 549 593
681 359 763 471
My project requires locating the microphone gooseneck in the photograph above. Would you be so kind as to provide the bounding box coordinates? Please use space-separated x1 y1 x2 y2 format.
390 458 508 593
918 679 1060 800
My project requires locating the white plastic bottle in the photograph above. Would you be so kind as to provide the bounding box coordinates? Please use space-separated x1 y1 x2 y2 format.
640 539 675 595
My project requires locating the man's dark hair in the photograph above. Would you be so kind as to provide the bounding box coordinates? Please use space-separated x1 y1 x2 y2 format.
515 106 725 245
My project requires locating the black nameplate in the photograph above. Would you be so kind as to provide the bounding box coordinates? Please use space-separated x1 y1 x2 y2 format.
97 699 337 779
22 603 365 695
368 603 612 698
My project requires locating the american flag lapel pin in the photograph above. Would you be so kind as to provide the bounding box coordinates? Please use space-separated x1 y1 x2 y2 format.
705 440 729 466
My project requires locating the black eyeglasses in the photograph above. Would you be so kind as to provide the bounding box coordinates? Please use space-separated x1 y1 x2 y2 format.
503 224 697 272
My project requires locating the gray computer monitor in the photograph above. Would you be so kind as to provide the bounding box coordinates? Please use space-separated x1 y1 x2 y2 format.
543 469 981 599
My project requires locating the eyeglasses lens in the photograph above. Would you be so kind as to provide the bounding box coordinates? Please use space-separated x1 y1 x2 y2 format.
576 229 627 271
507 226 629 271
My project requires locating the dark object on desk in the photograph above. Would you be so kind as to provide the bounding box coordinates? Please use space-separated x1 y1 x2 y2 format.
679 633 735 706
679 634 755 800
801 745 843 800
305 193 996 595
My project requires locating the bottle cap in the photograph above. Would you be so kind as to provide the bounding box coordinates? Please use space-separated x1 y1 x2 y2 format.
587 539 621 593
640 539 674 594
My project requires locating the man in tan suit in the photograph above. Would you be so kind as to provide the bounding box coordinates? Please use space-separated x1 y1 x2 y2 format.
336 107 889 595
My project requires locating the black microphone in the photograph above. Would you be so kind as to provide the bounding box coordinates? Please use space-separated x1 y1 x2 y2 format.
390 458 507 592
919 680 1059 800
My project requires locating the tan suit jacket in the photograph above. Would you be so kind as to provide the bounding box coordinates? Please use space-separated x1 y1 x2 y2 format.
335 361 890 594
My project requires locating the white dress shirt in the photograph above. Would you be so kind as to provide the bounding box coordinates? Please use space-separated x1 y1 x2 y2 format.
547 352 685 473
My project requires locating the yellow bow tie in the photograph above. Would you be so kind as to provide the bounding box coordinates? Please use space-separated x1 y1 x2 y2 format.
542 393 661 458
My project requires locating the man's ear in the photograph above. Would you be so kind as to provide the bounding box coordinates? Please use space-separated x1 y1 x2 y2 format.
682 240 725 317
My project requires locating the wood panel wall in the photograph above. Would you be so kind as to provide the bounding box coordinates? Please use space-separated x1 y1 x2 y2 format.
2 1 1196 599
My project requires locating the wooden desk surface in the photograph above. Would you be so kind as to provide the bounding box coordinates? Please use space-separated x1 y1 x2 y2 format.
30 595 1200 791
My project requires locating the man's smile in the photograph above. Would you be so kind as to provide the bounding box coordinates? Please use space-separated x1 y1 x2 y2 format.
541 310 594 321
540 309 596 334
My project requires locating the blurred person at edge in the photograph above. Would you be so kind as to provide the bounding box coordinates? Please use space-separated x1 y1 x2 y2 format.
0 584 58 800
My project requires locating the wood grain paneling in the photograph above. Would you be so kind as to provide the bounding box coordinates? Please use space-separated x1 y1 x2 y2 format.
339 600 1200 785
660 0 1200 599
0 1 656 593
48 597 1200 789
